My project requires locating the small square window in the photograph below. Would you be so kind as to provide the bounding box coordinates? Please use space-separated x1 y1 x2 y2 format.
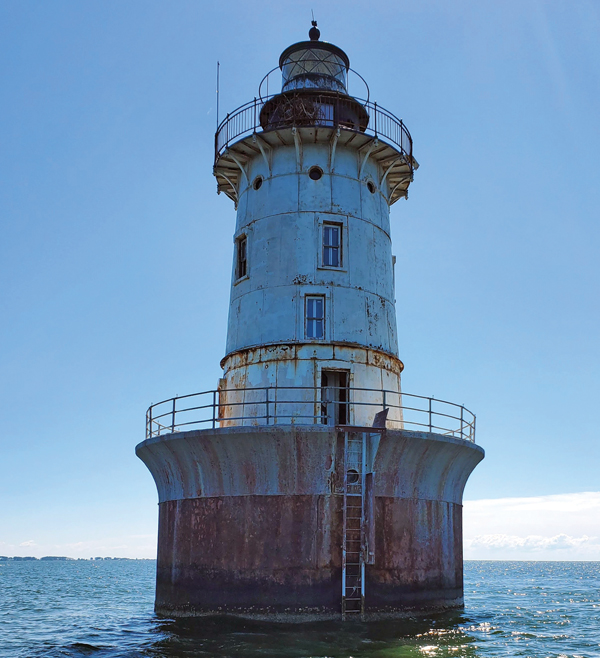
322 224 341 268
236 236 247 279
305 296 325 339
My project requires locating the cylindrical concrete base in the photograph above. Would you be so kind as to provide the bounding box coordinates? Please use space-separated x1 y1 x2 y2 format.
136 426 483 619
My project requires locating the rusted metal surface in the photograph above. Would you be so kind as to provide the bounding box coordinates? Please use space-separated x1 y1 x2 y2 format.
367 498 464 611
137 426 337 501
137 426 483 619
155 495 343 617
221 343 403 374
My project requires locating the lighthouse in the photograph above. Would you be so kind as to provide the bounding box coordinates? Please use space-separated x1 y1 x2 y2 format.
136 24 484 620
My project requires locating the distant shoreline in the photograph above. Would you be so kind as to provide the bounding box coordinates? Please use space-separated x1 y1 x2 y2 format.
0 556 154 561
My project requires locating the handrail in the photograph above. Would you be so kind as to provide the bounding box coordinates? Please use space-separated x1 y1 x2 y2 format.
146 386 476 443
257 67 370 104
214 93 412 166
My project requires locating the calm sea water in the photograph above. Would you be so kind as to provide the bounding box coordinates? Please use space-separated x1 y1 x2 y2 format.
0 560 598 657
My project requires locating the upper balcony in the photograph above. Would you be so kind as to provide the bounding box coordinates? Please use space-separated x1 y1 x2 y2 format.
214 92 416 207
214 29 417 207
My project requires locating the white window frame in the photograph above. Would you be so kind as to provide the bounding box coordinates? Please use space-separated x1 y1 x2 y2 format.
305 295 325 339
322 223 342 268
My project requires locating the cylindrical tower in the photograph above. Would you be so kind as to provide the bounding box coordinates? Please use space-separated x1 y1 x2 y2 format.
137 25 484 620
217 29 411 427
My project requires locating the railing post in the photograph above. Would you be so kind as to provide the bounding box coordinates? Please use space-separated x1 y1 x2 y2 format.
428 397 432 433
460 405 464 440
374 101 377 135
212 390 217 429
253 97 257 132
171 398 176 433
265 387 270 425
226 112 229 148
148 406 152 439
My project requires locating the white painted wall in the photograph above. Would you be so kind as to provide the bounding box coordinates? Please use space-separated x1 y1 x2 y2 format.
220 138 403 425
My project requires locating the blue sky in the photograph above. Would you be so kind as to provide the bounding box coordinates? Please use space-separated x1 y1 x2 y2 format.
1 0 599 559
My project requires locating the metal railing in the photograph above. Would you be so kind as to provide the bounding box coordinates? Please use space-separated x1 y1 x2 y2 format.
146 386 475 443
215 93 412 165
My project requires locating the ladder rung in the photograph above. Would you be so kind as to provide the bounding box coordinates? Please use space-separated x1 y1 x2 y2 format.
343 433 366 617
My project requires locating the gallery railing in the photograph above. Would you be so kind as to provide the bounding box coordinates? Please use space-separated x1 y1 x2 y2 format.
146 386 476 443
215 93 413 165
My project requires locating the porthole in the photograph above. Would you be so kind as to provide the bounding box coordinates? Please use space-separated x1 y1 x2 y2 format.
309 166 323 181
252 176 263 190
367 180 377 194
347 469 360 484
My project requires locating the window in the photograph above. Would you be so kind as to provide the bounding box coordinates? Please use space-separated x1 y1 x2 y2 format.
322 224 341 267
236 236 247 279
305 296 325 338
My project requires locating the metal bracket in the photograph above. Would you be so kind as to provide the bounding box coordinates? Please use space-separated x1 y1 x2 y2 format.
380 157 403 189
292 127 303 171
329 128 341 171
219 172 239 204
388 176 411 203
227 151 249 187
252 133 272 175
358 138 378 179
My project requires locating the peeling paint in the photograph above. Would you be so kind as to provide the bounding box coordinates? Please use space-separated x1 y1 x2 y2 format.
136 427 483 617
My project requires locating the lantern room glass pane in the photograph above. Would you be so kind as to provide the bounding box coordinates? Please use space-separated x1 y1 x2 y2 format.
281 47 348 94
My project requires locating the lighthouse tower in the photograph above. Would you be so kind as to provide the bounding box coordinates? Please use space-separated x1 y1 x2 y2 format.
137 25 484 620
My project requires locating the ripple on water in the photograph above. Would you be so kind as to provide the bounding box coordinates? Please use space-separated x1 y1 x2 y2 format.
0 560 599 657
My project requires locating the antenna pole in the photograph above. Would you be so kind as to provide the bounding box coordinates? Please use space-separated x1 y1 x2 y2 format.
216 61 220 130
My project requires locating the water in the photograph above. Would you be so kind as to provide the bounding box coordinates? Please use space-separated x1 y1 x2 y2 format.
0 560 598 657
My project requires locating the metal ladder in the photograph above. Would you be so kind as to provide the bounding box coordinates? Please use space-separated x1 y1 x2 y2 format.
342 431 366 618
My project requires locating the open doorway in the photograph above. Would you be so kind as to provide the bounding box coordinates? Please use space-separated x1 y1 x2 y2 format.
321 370 349 426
